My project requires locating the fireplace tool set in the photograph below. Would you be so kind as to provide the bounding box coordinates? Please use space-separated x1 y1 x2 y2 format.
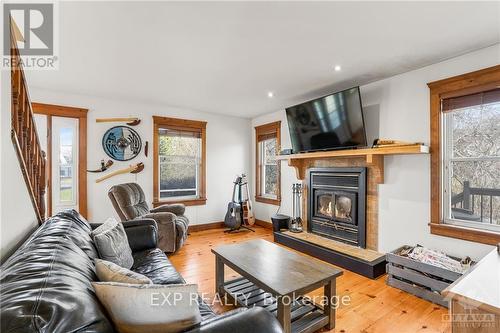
289 183 304 233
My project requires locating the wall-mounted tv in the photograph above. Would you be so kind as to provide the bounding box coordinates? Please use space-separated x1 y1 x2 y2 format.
285 87 367 153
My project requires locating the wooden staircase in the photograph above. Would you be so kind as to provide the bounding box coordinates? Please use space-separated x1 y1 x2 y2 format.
9 20 47 224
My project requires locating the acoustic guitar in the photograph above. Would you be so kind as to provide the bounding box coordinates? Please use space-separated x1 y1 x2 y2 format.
224 176 242 230
241 174 255 226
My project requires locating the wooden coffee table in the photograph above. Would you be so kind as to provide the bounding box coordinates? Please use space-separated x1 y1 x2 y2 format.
212 239 343 333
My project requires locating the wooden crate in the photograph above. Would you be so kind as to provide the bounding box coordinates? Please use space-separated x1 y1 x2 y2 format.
386 245 466 308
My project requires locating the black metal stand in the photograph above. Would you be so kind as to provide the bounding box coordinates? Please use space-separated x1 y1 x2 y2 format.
241 224 255 232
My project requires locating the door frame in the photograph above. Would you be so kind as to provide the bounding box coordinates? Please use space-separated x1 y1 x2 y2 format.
32 103 88 218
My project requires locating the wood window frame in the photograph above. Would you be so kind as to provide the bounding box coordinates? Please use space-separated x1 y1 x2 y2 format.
255 121 281 206
152 116 207 207
32 102 88 218
427 65 500 245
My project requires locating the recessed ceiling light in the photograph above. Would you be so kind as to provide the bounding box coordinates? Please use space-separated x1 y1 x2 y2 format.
267 91 274 98
334 65 341 71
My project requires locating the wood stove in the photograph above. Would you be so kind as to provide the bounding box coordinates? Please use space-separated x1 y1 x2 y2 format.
308 167 366 248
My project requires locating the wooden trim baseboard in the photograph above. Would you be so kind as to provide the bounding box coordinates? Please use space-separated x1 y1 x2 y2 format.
188 220 274 232
188 221 225 233
254 219 273 229
430 223 500 245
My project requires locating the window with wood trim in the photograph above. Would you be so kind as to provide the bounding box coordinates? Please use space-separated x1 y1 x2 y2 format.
428 65 500 245
255 121 281 205
442 89 500 232
153 116 207 207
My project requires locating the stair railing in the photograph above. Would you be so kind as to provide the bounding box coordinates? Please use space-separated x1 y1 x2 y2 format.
9 19 47 224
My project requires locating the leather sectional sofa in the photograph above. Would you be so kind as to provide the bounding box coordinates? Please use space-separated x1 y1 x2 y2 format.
0 210 283 333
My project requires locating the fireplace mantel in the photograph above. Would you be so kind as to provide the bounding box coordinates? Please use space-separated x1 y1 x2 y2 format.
276 144 429 180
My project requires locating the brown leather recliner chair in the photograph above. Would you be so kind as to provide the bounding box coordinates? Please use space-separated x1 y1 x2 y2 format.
108 182 189 253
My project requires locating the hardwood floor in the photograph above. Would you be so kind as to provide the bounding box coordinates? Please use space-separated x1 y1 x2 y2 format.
168 226 450 333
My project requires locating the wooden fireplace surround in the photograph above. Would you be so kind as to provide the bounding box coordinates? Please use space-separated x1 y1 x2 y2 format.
276 144 429 251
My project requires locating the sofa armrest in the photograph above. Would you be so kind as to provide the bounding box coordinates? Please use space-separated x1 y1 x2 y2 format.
89 219 158 252
88 219 157 230
185 307 283 333
150 203 185 215
124 218 158 252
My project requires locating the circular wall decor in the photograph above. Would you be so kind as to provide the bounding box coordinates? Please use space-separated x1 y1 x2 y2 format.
102 126 142 161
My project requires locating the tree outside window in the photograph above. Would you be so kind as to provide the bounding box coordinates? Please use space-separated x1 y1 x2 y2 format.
261 138 278 197
153 116 206 206
255 121 281 205
159 130 201 199
442 89 500 232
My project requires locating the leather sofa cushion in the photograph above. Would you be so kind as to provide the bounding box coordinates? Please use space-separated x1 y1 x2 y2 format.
131 249 216 321
0 210 114 333
132 248 185 285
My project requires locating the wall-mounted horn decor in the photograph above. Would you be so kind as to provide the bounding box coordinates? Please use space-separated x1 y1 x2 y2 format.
87 159 113 173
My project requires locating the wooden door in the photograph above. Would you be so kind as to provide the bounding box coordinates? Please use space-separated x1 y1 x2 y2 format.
32 103 88 218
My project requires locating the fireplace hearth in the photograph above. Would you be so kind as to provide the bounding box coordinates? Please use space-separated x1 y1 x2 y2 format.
308 167 366 248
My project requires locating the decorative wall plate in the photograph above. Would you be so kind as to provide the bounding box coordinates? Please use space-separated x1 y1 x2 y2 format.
102 126 142 161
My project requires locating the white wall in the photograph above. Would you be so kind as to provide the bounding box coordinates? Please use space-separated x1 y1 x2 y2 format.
252 44 499 260
0 69 39 262
29 88 252 225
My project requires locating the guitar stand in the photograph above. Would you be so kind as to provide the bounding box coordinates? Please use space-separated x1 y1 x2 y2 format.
224 224 255 233
224 174 256 233
241 224 255 232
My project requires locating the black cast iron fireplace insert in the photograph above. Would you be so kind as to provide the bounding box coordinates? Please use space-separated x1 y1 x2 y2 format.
308 167 367 248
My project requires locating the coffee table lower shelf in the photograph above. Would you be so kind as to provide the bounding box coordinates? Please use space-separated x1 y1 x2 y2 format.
223 277 329 333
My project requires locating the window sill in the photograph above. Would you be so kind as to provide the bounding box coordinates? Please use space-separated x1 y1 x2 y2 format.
430 222 500 245
255 196 281 206
153 197 207 207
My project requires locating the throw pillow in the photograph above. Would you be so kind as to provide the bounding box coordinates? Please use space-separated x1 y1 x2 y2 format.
92 218 134 269
95 259 152 284
92 282 201 333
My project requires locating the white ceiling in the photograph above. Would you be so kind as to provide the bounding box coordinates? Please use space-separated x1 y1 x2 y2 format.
26 1 500 118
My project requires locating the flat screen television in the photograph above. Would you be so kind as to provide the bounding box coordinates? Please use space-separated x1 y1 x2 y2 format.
285 87 367 153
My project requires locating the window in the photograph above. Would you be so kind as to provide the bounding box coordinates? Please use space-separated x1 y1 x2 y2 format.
428 65 500 245
58 127 75 203
255 121 281 205
442 89 500 232
153 116 207 206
